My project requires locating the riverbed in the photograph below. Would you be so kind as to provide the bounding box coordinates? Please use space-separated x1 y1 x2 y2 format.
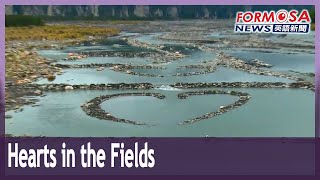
5 21 315 137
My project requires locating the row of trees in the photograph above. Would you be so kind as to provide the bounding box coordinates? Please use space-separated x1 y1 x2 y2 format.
309 8 315 23
5 15 44 27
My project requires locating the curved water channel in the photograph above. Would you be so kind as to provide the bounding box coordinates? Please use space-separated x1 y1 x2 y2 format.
5 32 315 137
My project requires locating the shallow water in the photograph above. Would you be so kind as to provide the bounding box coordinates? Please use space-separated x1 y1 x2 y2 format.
261 31 315 46
6 32 314 137
38 50 68 60
5 88 314 137
57 56 151 65
131 67 206 75
36 46 292 85
101 93 238 125
134 33 184 45
223 48 314 73
35 66 292 85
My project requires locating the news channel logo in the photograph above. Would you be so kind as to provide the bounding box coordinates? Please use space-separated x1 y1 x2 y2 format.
234 9 311 34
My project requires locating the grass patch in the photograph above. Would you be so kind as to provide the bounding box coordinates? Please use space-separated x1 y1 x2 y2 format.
5 25 120 41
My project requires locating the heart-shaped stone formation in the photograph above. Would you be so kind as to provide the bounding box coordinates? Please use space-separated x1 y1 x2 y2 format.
81 93 165 125
81 90 251 125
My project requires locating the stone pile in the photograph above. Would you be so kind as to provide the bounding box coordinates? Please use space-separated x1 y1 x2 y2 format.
80 90 251 126
177 90 251 125
172 67 217 77
159 32 219 43
63 53 87 60
126 38 185 62
170 82 314 91
78 51 155 58
55 63 165 71
216 53 303 81
81 92 165 125
34 83 155 91
246 59 273 68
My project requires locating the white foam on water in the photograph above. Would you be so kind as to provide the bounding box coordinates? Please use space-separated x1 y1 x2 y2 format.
156 85 182 91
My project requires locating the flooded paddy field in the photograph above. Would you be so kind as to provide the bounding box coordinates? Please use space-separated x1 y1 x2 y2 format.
5 20 315 137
